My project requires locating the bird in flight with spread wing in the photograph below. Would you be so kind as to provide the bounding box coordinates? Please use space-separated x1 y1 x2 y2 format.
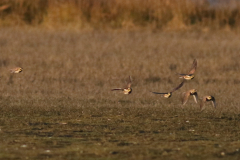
177 59 197 80
200 95 216 111
151 81 184 98
111 76 132 95
10 67 23 73
181 89 198 105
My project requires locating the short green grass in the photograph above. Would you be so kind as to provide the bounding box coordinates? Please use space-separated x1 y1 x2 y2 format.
0 28 240 159
0 100 240 160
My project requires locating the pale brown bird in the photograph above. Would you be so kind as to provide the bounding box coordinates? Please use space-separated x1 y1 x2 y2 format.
151 81 184 98
111 76 132 95
200 96 216 111
10 67 23 73
177 59 197 80
182 89 198 105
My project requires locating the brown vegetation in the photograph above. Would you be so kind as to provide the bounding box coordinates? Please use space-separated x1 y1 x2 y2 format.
1 0 240 30
0 28 240 159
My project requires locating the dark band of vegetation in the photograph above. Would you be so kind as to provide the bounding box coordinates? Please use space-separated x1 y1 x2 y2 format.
1 0 240 30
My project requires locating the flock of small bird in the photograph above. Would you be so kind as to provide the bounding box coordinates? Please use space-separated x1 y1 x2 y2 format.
111 59 216 111
10 62 215 111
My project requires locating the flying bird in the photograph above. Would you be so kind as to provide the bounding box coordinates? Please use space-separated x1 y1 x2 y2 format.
177 59 197 80
182 89 198 105
151 81 184 98
111 76 132 95
10 67 23 73
200 96 216 111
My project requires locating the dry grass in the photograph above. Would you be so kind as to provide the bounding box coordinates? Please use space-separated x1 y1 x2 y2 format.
0 28 240 159
1 0 240 30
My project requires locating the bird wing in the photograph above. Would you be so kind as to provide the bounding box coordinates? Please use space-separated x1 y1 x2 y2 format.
211 99 216 108
182 91 190 105
178 73 188 76
111 88 123 91
188 59 197 74
10 68 16 73
127 76 132 88
171 81 184 93
193 92 198 104
151 92 167 95
200 96 207 111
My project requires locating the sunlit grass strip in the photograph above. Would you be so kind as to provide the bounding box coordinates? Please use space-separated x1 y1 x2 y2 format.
1 0 240 30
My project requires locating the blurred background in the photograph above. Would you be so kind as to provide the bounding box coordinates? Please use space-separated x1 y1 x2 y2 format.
0 0 240 31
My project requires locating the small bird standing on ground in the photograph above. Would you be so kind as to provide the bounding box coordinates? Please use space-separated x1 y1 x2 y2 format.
177 59 197 80
10 67 23 73
111 76 132 95
151 81 184 98
200 96 216 111
182 89 198 105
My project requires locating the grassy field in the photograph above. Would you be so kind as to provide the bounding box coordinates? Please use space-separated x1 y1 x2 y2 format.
0 27 240 159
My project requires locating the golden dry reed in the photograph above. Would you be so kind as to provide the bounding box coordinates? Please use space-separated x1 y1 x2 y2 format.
1 0 240 30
